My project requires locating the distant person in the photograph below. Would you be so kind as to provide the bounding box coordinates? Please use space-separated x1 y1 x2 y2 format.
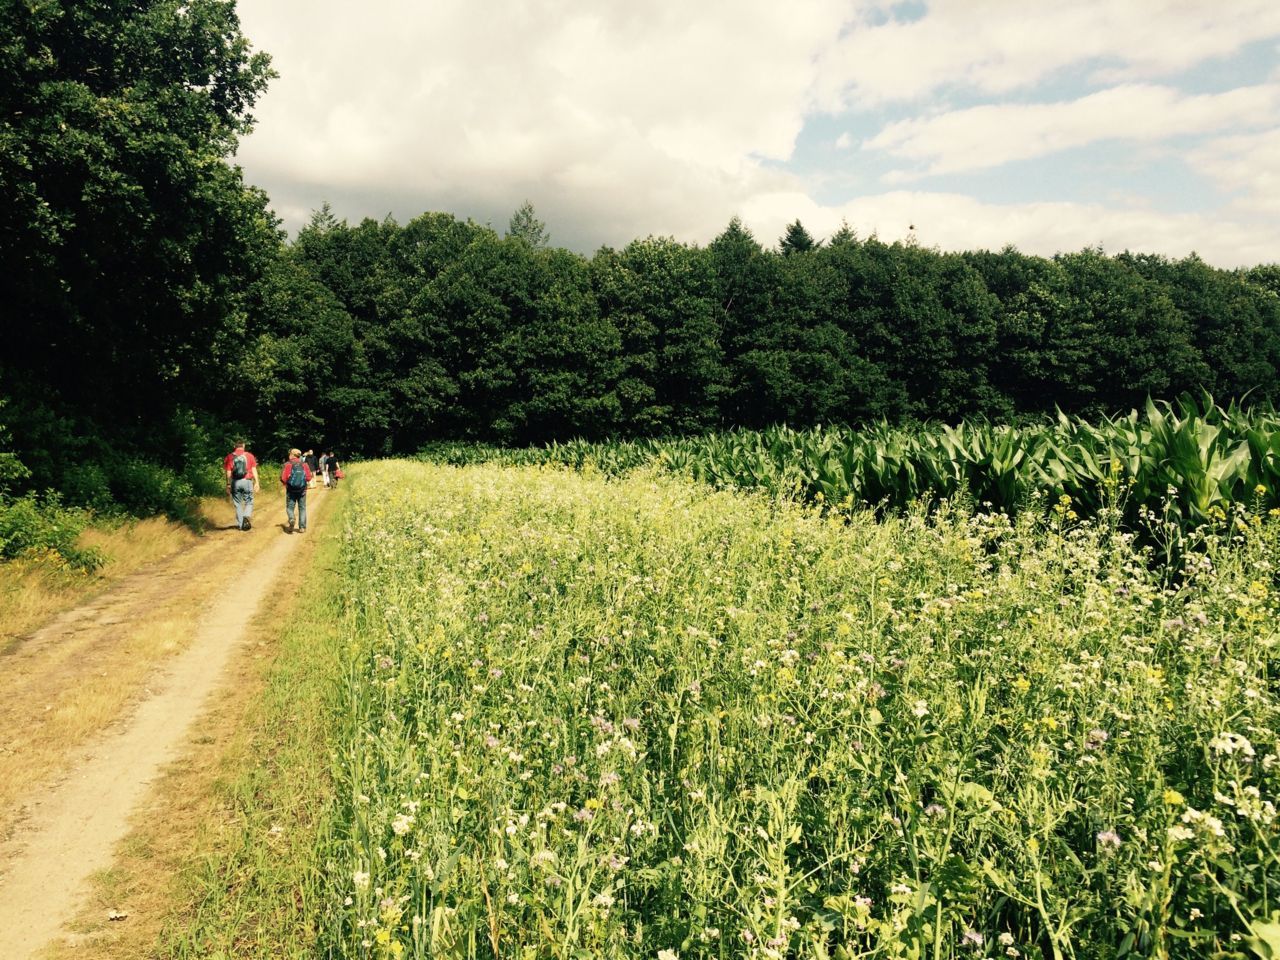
318 451 330 488
223 440 260 531
280 447 312 532
327 451 342 487
304 449 318 488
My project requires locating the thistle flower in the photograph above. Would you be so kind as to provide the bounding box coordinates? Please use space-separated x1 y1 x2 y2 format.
1096 829 1121 850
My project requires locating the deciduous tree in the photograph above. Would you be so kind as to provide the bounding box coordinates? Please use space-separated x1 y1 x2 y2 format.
0 0 277 487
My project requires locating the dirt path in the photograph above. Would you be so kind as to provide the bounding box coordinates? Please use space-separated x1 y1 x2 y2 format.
0 490 332 959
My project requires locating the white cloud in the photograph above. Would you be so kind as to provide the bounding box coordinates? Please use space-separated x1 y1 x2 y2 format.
813 0 1280 107
232 0 1280 267
737 190 1280 268
865 84 1280 178
1189 127 1280 215
236 0 853 244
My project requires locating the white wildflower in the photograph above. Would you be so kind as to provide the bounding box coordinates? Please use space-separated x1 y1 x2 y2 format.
391 813 414 836
1209 732 1255 757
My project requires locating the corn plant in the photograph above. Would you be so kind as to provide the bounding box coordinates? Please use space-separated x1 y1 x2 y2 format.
418 396 1280 531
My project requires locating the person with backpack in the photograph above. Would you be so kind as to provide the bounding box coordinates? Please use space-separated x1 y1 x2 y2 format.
280 447 312 533
327 451 342 487
224 441 260 531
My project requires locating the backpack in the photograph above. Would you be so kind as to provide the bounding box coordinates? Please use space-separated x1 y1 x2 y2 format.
287 460 307 492
231 453 248 481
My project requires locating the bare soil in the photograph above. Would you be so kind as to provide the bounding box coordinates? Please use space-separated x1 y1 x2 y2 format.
0 490 332 959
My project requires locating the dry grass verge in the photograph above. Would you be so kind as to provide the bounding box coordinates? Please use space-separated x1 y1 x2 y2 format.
0 491 331 843
0 500 224 652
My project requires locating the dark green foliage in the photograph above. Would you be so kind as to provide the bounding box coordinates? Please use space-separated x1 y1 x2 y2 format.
0 0 276 409
779 219 819 255
495 244 622 443
832 240 1005 421
0 492 101 569
709 217 783 422
1122 253 1280 401
2 400 225 519
964 246 1070 412
234 252 356 451
733 243 865 426
259 213 626 448
0 0 277 516
591 238 726 434
1247 264 1280 298
0 404 31 494
828 220 857 247
427 230 621 443
245 209 1280 455
1050 249 1203 412
506 200 549 248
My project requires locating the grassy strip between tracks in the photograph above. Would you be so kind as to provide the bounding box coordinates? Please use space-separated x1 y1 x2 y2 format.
159 498 354 958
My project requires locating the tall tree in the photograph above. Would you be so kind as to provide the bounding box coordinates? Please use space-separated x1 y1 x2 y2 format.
236 250 359 453
1121 253 1274 402
1246 265 1280 299
592 238 725 434
964 247 1075 413
498 243 622 442
779 219 819 256
708 218 778 422
506 200 549 247
828 220 857 248
0 0 277 489
735 247 864 425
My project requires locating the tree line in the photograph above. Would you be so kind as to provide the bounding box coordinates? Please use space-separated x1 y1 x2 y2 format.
237 207 1280 454
2 0 1279 517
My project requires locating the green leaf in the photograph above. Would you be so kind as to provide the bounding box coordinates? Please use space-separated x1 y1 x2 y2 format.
952 781 998 810
1247 912 1280 959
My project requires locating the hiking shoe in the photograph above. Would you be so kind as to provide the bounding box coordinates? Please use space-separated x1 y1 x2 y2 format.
243 517 252 531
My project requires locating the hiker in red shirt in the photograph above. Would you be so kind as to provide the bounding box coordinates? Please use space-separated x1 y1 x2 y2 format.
280 447 312 533
223 441 260 531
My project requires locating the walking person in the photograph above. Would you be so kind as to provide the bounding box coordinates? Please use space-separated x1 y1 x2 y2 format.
224 440 260 531
327 451 342 488
281 448 312 533
318 451 330 488
304 449 319 488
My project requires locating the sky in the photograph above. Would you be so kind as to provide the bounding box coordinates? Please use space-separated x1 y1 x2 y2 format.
233 0 1280 267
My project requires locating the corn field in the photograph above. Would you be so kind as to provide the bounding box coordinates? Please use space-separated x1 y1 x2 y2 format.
421 395 1280 528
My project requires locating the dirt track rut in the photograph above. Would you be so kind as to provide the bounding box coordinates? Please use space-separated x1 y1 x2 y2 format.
0 493 329 958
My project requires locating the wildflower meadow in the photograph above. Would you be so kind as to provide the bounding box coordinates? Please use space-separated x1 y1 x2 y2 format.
312 460 1280 959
